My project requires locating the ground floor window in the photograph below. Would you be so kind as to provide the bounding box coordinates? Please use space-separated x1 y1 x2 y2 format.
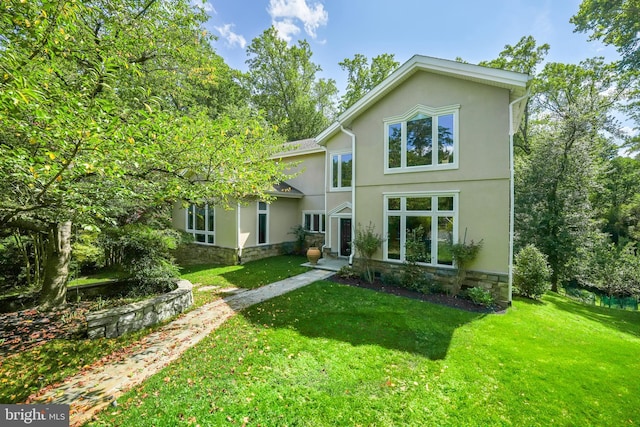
258 201 268 245
303 211 326 233
186 204 215 244
385 193 457 266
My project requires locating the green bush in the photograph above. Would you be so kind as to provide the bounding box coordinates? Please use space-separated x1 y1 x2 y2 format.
336 265 358 280
514 244 552 299
466 287 495 307
100 225 181 288
353 222 384 283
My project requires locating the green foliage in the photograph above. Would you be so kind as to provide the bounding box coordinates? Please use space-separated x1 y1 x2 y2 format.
338 53 399 111
401 226 431 291
449 235 483 296
466 287 495 307
0 0 289 307
513 244 552 299
288 225 308 255
571 0 640 69
353 222 384 283
581 237 640 298
245 27 338 140
336 265 358 280
101 225 181 288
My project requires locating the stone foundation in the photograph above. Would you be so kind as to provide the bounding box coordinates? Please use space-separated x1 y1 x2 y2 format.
86 280 193 339
359 259 510 307
173 244 238 266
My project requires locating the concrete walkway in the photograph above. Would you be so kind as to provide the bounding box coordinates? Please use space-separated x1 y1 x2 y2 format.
28 269 334 427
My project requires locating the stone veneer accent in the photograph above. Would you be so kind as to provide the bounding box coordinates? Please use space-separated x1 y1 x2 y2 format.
361 259 510 307
86 280 193 339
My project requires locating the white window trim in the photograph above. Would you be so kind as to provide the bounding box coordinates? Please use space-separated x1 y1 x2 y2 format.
329 150 353 192
302 211 326 233
185 203 215 245
257 201 269 245
383 191 459 267
384 104 460 174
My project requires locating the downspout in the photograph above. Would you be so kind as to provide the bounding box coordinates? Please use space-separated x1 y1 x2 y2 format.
508 89 530 305
321 145 328 256
340 126 356 265
236 201 242 264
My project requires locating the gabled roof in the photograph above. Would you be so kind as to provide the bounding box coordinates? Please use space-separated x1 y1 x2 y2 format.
274 138 324 159
317 55 531 144
269 181 304 198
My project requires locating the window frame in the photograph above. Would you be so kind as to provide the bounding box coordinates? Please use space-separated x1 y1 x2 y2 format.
185 203 215 245
384 104 460 174
257 201 269 245
303 211 326 233
383 191 459 267
330 151 353 191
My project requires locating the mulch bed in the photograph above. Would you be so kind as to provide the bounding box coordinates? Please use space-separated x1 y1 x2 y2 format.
0 304 89 356
328 274 503 314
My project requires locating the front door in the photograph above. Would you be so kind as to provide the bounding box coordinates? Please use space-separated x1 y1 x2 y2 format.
340 218 352 257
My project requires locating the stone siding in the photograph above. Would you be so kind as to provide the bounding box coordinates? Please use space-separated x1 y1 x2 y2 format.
173 244 238 266
86 280 193 339
361 259 510 307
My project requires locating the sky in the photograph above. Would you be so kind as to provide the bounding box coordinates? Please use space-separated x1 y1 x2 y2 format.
199 0 621 94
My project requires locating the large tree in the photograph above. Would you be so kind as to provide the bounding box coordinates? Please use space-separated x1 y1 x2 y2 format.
338 53 399 112
245 27 338 141
479 36 549 154
571 0 640 70
515 58 628 290
0 0 288 309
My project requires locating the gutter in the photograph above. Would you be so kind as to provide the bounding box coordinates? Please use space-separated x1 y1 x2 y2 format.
340 126 356 265
236 201 242 264
321 145 328 256
508 89 530 305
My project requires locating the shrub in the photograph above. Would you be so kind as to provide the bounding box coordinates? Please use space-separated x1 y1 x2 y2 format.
467 287 495 307
514 244 552 299
449 236 483 296
353 222 384 283
380 272 401 287
336 265 358 280
288 225 308 255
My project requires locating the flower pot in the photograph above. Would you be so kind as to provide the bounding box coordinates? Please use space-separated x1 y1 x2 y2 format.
306 246 321 265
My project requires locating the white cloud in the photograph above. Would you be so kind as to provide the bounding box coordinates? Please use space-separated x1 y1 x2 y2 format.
215 24 247 49
268 0 328 42
192 0 216 14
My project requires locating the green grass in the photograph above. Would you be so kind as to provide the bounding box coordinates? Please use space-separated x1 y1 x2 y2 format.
89 284 640 427
182 255 309 308
0 255 309 404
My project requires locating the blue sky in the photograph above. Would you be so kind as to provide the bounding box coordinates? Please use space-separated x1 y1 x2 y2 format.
201 0 620 94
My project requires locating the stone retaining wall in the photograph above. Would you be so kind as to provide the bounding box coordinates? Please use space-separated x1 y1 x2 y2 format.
86 280 194 339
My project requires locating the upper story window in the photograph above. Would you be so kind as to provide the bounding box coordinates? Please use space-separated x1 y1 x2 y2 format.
385 104 459 173
331 152 352 190
303 211 326 233
186 204 215 245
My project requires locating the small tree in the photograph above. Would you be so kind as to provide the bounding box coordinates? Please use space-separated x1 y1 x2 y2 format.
449 231 483 296
513 244 552 299
353 222 384 283
401 225 431 291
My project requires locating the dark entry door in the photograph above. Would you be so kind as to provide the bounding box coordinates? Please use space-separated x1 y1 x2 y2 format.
340 218 352 257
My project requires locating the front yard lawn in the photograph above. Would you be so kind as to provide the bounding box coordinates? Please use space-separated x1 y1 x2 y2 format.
89 282 640 426
0 255 308 404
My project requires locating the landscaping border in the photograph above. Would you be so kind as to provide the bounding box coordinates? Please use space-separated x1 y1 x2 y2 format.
85 280 193 339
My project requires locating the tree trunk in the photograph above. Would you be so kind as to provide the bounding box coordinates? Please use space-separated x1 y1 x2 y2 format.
39 221 72 310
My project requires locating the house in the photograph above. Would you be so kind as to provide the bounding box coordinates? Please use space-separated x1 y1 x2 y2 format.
173 55 530 306
171 138 326 265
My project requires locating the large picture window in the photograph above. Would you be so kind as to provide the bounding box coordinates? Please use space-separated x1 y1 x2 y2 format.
303 211 326 233
257 201 268 245
186 204 215 245
331 152 352 190
384 193 458 266
385 105 458 173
